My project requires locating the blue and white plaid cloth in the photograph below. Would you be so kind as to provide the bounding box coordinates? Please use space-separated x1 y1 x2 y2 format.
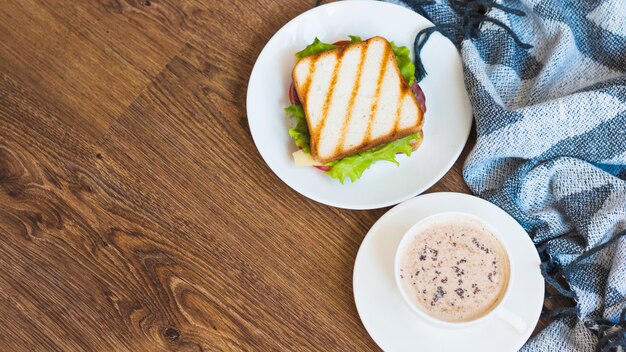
386 0 626 350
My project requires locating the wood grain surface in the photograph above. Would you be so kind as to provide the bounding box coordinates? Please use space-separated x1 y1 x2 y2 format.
0 1 547 351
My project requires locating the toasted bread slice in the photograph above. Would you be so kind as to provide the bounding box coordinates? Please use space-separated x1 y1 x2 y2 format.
292 36 424 164
411 129 424 151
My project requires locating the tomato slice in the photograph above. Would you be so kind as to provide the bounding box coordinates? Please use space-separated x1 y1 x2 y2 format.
332 40 350 47
314 165 332 172
289 82 300 105
411 82 427 113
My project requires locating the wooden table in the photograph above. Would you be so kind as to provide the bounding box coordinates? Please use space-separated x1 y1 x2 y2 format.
0 1 546 350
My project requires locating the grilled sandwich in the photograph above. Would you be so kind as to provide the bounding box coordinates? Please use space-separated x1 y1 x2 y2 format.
292 36 424 164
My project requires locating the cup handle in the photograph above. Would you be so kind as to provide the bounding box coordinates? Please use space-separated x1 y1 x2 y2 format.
495 306 527 333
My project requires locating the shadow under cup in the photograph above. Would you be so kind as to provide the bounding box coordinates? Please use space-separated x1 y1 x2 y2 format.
394 212 517 329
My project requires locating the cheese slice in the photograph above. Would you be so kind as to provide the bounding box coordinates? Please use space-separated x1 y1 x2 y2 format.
292 150 323 166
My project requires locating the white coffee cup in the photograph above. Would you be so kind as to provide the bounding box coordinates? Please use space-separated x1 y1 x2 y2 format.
394 212 527 332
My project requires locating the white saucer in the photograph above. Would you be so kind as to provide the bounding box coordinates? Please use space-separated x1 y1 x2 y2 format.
353 193 544 352
246 1 472 209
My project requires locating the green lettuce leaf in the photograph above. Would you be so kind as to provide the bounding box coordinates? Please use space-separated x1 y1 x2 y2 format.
295 35 362 59
390 41 416 86
295 38 340 59
348 35 362 43
285 104 310 153
325 133 420 184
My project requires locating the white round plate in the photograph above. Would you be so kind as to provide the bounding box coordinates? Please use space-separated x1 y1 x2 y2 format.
247 0 472 209
353 192 544 352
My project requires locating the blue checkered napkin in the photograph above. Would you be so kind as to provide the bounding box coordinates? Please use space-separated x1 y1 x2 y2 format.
385 0 626 350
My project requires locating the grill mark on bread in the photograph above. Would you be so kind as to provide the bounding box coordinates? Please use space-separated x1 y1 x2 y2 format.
302 57 315 100
314 49 343 157
392 90 404 136
301 55 318 154
363 43 390 143
336 44 366 155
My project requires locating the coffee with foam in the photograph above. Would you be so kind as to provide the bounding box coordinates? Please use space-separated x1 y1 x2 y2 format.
399 217 510 322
